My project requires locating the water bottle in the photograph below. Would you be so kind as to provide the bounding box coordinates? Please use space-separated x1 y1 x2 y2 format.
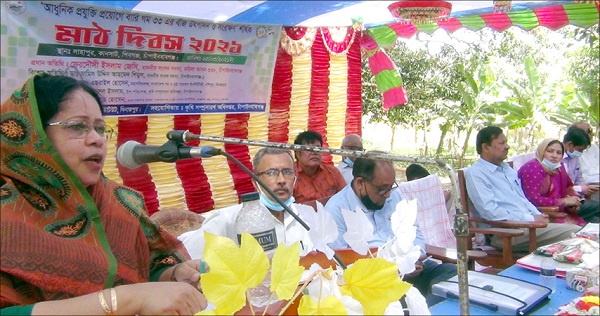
540 257 556 294
235 192 279 308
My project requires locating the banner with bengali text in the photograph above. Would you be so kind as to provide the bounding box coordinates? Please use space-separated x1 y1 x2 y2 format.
1 1 281 115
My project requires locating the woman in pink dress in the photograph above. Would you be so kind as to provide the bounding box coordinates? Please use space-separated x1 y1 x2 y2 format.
518 138 585 226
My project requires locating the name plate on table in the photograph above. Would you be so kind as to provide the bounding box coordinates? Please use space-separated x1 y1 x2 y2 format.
432 271 551 315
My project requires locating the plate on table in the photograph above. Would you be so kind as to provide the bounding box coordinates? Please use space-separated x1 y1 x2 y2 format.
516 253 578 278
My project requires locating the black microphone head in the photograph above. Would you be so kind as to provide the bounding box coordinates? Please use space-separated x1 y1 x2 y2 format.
116 140 143 169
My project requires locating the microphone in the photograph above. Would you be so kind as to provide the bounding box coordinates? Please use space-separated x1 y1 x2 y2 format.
117 140 221 169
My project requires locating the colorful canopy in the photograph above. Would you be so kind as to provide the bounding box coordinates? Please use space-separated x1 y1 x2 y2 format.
76 1 572 28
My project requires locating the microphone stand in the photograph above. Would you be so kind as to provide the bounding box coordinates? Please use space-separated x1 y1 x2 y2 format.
166 131 347 269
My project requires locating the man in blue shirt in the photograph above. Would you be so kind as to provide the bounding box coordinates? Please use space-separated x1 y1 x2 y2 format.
466 126 580 252
325 156 456 306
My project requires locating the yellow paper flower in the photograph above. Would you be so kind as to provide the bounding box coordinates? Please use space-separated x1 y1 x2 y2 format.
582 296 599 305
270 242 304 300
200 232 270 315
340 258 411 315
297 294 348 315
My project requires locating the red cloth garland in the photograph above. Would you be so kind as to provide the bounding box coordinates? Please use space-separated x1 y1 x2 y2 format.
346 34 362 136
308 29 333 164
224 113 254 201
174 115 214 213
268 46 293 143
116 116 160 215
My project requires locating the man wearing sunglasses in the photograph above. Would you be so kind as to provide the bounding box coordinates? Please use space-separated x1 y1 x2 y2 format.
325 155 456 306
179 147 315 260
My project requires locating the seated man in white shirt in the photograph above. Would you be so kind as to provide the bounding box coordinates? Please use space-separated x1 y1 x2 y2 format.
179 147 314 259
337 134 363 185
570 121 599 201
562 126 599 222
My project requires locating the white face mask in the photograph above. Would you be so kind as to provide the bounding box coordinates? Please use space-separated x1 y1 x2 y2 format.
344 157 354 167
567 150 583 158
257 186 295 212
541 158 561 170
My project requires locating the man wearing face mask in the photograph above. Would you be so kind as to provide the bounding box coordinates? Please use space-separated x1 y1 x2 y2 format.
178 147 315 260
337 134 363 185
563 127 599 195
571 121 600 202
562 127 600 222
325 154 457 306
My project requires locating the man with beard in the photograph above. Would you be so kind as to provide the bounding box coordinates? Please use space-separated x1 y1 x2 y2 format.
179 147 315 259
325 155 456 306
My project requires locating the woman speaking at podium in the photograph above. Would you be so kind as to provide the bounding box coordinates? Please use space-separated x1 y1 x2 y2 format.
0 74 207 314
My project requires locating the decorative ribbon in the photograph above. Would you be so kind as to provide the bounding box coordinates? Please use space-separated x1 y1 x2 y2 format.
110 28 363 214
321 26 357 56
280 27 317 57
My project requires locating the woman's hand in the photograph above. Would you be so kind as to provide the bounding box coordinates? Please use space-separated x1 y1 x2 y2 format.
170 260 210 289
563 196 582 207
118 282 207 315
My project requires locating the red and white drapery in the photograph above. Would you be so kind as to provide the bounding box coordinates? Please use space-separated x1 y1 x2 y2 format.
103 26 362 215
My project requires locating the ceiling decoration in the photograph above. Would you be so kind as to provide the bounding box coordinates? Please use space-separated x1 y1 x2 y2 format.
387 0 453 25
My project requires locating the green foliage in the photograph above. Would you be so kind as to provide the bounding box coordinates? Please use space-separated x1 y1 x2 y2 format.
361 25 599 162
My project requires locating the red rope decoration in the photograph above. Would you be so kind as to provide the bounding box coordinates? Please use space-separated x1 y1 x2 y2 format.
268 45 293 143
224 113 254 201
174 115 214 213
116 116 160 215
346 36 362 136
308 29 332 164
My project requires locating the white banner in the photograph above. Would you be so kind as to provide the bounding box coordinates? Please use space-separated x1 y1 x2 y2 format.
1 1 281 115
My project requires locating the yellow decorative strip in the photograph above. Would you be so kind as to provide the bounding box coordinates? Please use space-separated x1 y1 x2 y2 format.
104 116 120 184
326 54 348 163
248 112 270 165
288 52 311 140
146 116 186 210
200 114 238 209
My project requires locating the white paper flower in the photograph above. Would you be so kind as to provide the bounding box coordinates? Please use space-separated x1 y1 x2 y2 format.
377 199 421 274
297 202 339 259
341 206 374 255
304 268 363 315
405 286 431 315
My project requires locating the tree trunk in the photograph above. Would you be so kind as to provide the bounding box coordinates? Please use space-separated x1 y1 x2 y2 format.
436 123 450 157
459 128 473 169
423 127 428 156
390 125 396 152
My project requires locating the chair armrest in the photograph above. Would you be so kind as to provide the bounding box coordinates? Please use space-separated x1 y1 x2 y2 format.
469 227 525 237
537 206 559 213
483 220 547 229
425 244 487 264
537 206 566 218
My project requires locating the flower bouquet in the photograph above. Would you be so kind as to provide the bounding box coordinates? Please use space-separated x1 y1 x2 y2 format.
196 199 430 315
555 295 599 315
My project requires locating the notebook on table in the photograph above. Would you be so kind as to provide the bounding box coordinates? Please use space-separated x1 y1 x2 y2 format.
432 271 551 315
